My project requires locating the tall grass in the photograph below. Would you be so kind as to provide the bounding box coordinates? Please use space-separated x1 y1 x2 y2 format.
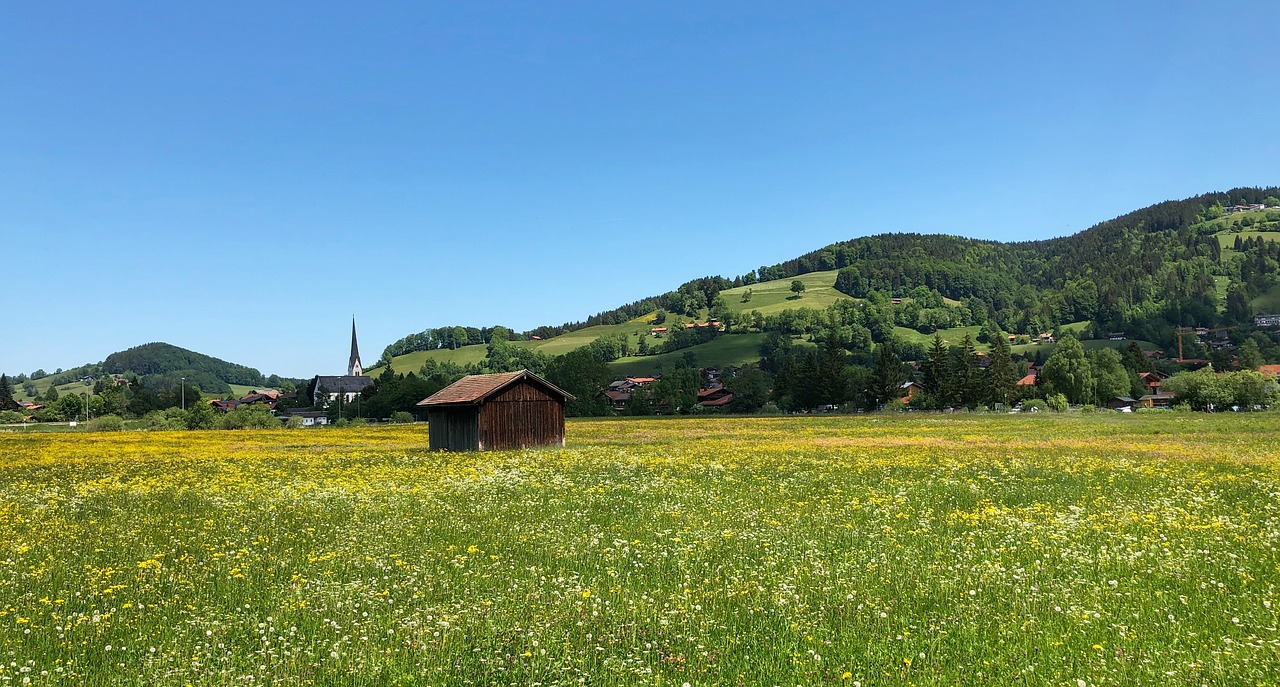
1 414 1277 685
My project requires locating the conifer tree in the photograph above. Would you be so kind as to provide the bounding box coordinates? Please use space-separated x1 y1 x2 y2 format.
869 341 906 408
954 334 982 408
986 330 1017 407
922 333 951 408
0 374 19 412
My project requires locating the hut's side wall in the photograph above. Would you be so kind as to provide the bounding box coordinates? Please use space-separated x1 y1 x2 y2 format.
428 407 480 451
477 381 565 450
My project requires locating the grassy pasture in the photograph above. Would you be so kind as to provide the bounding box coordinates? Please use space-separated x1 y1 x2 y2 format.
608 333 774 377
720 269 854 315
2 414 1279 685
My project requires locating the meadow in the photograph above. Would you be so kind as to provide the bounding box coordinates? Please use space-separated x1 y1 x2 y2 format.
1 414 1278 685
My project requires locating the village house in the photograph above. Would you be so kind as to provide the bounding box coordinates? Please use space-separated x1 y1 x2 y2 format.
1139 392 1176 409
1255 314 1280 328
697 386 734 409
899 381 925 404
285 410 329 426
603 390 631 413
1106 396 1139 411
1137 371 1166 394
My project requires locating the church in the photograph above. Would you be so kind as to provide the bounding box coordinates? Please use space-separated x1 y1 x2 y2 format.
307 318 376 406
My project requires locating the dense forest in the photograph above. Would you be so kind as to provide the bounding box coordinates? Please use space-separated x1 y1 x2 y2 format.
102 342 272 394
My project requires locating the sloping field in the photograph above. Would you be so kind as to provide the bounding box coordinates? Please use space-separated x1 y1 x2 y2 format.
720 269 855 315
2 414 1279 685
608 332 771 377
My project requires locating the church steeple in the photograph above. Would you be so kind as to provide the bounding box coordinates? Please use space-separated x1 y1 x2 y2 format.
348 317 363 377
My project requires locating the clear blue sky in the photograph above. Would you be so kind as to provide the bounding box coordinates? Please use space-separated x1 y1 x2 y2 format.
3 1 1277 379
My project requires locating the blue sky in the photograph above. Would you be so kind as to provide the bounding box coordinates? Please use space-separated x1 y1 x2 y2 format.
3 1 1277 379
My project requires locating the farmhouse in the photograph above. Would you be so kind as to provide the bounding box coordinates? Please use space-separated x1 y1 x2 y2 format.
416 370 574 451
697 386 734 408
1140 392 1176 409
1256 314 1280 328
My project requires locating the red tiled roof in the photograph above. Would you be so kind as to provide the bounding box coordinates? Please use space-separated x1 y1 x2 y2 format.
603 390 631 401
1259 364 1280 378
626 377 656 384
1015 373 1037 386
417 370 573 407
699 394 734 407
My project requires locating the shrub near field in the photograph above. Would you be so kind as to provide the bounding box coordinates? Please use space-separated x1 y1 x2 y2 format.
1 416 1279 685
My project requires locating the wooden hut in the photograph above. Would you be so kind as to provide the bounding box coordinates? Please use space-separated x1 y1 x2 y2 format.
416 370 574 451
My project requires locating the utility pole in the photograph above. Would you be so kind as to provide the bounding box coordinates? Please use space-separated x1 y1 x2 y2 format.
181 377 186 411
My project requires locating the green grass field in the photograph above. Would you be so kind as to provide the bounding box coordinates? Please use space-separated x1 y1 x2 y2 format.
608 333 774 377
721 269 855 315
2 414 1279 685
372 315 660 377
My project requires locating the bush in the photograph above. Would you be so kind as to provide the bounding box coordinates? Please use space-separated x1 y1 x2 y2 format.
1021 399 1048 413
1045 393 1068 412
285 416 306 429
88 414 125 432
391 411 415 424
220 406 279 430
0 410 25 424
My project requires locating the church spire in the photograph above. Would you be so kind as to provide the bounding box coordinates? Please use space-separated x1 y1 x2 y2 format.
348 317 363 377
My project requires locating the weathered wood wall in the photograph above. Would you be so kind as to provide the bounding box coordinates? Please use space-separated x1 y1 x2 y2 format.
427 407 480 451
477 381 565 450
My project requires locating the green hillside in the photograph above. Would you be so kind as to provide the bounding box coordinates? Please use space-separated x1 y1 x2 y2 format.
607 333 774 377
365 187 1280 383
721 270 854 315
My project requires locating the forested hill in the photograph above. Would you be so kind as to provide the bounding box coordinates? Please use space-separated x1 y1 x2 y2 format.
102 342 269 394
383 186 1280 358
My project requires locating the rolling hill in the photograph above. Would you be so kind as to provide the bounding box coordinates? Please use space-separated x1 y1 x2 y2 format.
371 188 1279 377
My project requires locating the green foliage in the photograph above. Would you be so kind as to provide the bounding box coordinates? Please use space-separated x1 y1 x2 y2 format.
1238 339 1264 370
219 405 279 430
869 341 906 408
87 414 125 432
1164 368 1278 410
359 372 433 419
1021 398 1049 413
1090 347 1130 404
1041 334 1095 405
0 410 25 424
102 342 265 394
1045 393 1068 412
544 349 613 417
0 375 17 412
390 411 415 424
185 402 217 430
285 416 307 429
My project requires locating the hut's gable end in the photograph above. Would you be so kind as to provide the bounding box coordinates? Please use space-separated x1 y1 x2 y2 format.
478 380 565 450
490 380 558 404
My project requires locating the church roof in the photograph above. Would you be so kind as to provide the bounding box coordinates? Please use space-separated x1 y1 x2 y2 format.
314 376 375 393
348 318 363 375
